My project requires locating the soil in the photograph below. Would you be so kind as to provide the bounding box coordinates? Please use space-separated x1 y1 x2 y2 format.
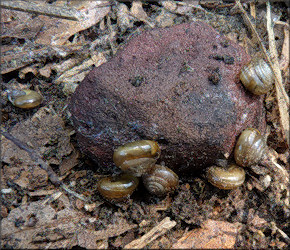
1 1 289 249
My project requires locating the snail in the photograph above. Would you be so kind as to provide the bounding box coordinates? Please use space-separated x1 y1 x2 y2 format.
142 164 179 196
97 173 139 199
239 57 274 95
234 128 267 167
234 128 288 181
113 140 161 177
8 89 43 109
206 164 245 189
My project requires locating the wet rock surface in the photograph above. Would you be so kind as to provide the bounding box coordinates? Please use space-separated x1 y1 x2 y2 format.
69 21 266 173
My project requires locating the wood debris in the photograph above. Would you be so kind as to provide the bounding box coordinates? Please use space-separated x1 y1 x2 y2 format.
1 1 289 248
172 219 242 249
1 0 82 21
279 24 289 72
1 43 83 74
124 217 176 249
90 218 137 241
266 1 289 147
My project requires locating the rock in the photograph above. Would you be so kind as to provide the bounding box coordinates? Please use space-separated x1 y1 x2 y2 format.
69 21 266 173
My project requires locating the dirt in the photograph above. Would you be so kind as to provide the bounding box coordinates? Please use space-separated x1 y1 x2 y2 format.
1 1 289 249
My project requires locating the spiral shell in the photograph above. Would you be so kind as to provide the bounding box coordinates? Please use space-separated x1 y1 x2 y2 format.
142 165 179 196
207 164 245 189
234 128 267 167
240 57 274 95
8 89 43 109
97 173 139 199
113 140 160 176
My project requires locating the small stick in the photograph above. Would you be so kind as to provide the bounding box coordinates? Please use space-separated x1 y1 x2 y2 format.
271 222 290 245
279 26 289 71
0 0 82 21
1 129 89 202
1 130 61 186
124 217 176 249
266 1 290 146
250 2 256 20
266 1 283 85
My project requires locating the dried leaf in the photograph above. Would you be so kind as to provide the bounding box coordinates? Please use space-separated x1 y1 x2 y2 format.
35 1 110 45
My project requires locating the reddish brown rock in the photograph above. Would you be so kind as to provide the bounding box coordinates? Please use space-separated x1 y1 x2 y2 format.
69 21 266 173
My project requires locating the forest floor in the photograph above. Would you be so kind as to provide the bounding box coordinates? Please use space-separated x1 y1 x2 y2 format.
1 1 289 249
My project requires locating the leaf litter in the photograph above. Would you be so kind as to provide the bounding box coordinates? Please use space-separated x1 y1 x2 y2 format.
1 0 289 248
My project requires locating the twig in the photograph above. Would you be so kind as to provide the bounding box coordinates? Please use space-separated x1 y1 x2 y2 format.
0 0 82 21
266 1 290 146
271 222 290 245
274 21 290 29
250 2 256 20
279 26 289 71
234 0 289 107
1 130 61 186
42 191 63 205
1 129 89 202
266 1 284 85
124 217 176 249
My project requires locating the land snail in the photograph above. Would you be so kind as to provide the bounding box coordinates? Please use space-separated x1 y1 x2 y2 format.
234 128 267 167
113 140 161 177
207 128 283 190
234 128 284 173
8 89 43 109
239 56 274 95
98 129 282 196
97 173 139 199
206 164 245 190
142 164 179 196
97 140 179 199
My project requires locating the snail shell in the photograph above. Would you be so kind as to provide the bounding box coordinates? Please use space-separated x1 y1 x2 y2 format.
240 57 274 95
234 128 267 167
97 173 139 199
206 164 245 189
113 140 160 176
8 89 43 109
142 165 179 196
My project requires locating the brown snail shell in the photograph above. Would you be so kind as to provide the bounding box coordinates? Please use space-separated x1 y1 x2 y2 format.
97 173 139 199
234 128 288 183
8 89 43 109
207 164 245 189
240 57 274 95
234 128 267 167
142 165 179 196
113 140 160 176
